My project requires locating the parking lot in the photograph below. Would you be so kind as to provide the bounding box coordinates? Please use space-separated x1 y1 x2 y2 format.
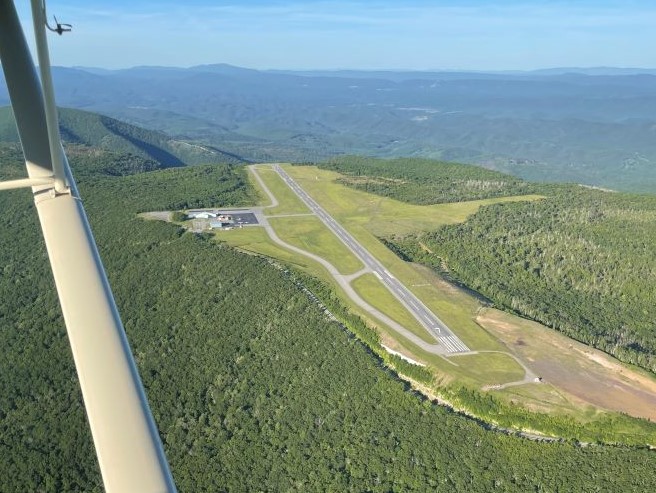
229 212 258 225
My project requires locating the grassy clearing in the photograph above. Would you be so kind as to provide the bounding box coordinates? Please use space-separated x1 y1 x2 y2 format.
351 273 434 343
404 263 506 351
245 165 656 427
448 352 527 386
253 167 309 215
374 325 531 390
268 216 364 275
284 164 541 236
283 165 512 351
246 165 270 207
216 227 333 285
495 381 597 418
217 227 307 267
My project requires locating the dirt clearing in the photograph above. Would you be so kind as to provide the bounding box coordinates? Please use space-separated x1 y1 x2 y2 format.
477 308 656 421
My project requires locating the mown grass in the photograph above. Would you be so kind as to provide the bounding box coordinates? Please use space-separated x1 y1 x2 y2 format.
283 164 518 351
351 273 434 343
216 226 333 285
252 166 309 215
246 165 271 207
448 352 527 386
284 164 542 236
496 382 595 418
269 216 364 276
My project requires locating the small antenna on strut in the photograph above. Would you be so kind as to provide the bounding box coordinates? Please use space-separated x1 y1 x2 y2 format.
45 15 72 35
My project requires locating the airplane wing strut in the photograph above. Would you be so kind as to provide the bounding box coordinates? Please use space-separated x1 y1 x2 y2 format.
0 1 178 491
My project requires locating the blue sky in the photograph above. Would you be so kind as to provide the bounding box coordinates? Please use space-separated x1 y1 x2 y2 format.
16 0 656 70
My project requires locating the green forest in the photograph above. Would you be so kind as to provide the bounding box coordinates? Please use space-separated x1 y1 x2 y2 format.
392 187 656 373
2 144 656 491
321 156 656 374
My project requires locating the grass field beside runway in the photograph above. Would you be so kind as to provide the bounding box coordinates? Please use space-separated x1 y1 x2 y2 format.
216 226 313 270
216 226 338 289
351 273 434 343
448 352 527 386
283 164 542 237
251 166 310 215
269 216 364 276
283 164 524 351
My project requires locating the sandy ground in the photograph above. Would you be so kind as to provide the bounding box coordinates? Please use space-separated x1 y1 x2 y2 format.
477 308 656 421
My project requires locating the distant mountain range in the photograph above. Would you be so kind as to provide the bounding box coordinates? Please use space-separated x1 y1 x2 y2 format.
268 66 656 80
1 64 655 192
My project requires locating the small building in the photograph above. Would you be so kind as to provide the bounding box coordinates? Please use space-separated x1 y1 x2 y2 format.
189 211 217 219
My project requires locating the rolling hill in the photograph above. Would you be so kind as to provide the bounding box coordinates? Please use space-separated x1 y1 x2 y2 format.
0 106 247 168
323 156 656 374
3 64 656 192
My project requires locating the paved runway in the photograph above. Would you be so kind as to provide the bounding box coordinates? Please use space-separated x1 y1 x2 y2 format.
272 164 469 354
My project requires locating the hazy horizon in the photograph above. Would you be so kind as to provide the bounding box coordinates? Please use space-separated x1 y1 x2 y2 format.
61 63 656 74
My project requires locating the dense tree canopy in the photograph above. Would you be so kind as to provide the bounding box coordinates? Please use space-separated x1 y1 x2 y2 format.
1 145 655 491
314 155 656 373
392 187 656 372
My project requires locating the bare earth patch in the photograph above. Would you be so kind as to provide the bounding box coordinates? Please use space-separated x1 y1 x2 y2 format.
477 308 656 421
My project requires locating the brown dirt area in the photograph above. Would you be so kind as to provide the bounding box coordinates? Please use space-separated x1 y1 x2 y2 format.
477 308 656 421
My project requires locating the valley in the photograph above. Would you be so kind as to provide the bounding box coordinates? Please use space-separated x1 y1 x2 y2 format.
4 65 656 192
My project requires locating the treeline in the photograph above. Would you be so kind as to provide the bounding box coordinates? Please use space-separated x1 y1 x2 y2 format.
81 162 257 212
3 140 170 180
285 258 656 446
441 385 656 446
391 186 656 373
66 144 164 177
2 147 656 491
315 155 541 204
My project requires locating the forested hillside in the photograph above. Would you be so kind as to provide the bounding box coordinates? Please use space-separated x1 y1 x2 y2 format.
392 187 656 373
0 106 246 167
318 154 656 373
313 156 656 372
1 145 656 491
318 156 539 203
4 65 656 191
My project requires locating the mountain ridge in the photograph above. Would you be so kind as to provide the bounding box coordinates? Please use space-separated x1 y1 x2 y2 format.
0 106 247 167
2 64 656 192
